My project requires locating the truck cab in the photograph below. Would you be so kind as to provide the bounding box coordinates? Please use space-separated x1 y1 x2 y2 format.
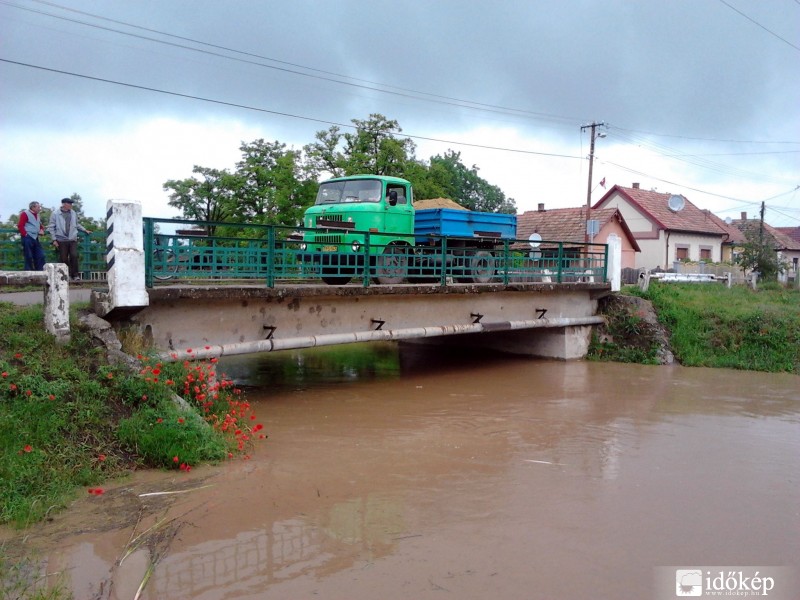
302 175 415 284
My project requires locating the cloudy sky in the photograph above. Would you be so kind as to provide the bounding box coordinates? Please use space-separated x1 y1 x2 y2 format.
1 0 798 228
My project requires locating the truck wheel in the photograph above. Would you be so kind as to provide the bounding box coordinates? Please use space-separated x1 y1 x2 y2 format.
470 251 496 284
375 245 407 284
321 268 352 285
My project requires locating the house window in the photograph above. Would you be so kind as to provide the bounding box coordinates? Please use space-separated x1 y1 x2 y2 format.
675 245 689 261
699 247 712 261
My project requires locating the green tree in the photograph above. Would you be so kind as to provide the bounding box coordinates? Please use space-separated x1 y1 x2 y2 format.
304 114 416 177
163 142 317 236
735 228 783 280
234 139 318 229
427 151 516 213
163 166 239 235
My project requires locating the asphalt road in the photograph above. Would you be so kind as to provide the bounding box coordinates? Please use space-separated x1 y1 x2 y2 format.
0 287 94 305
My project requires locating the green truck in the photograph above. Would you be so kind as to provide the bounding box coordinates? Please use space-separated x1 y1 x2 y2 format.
301 175 517 285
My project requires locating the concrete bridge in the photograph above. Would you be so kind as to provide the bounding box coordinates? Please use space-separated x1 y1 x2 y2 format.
84 201 619 360
18 200 618 360
102 281 609 362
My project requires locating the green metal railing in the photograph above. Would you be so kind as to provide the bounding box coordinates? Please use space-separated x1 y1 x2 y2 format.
0 228 107 281
1 221 609 288
142 218 608 288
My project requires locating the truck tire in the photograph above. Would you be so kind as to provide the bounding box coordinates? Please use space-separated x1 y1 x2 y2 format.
321 268 352 285
375 245 408 285
470 250 496 284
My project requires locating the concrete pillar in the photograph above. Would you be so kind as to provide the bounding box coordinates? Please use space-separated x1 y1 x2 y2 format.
43 263 70 344
638 270 651 292
104 200 149 314
607 233 622 291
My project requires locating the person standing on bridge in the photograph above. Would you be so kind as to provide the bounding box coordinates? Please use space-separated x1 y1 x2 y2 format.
47 197 92 282
18 201 46 271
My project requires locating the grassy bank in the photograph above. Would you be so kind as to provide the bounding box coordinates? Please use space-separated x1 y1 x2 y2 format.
591 282 800 373
0 302 264 529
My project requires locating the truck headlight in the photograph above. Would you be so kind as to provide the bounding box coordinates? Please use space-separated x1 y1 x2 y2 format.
299 243 307 251
351 241 361 252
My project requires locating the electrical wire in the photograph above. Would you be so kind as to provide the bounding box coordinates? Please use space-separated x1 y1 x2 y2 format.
0 57 585 161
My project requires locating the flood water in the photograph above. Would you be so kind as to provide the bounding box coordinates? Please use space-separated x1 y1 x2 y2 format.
3 343 799 599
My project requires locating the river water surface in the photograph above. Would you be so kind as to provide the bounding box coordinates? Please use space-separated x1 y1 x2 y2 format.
3 344 799 599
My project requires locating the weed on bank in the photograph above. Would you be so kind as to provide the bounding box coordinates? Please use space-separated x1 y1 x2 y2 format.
634 282 800 373
0 302 264 528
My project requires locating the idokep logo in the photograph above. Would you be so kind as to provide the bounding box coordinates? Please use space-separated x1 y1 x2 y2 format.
676 569 703 596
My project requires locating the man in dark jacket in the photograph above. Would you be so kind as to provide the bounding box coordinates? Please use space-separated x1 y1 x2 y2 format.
47 198 92 281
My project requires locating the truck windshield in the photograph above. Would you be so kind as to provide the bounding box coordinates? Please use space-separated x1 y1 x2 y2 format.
315 179 382 205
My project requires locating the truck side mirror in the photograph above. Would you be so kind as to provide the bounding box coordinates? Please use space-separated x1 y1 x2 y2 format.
387 190 398 206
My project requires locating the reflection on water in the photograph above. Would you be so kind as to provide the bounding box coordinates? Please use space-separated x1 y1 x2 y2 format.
4 344 799 600
218 341 529 392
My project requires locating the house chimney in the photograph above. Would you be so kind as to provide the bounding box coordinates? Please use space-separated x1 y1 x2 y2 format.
538 203 545 212
632 182 640 189
741 212 747 220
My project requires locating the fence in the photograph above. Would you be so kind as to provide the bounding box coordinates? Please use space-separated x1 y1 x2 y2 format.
142 218 609 288
0 228 107 281
1 220 610 289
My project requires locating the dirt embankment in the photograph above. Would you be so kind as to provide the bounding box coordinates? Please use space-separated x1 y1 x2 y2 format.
594 294 675 365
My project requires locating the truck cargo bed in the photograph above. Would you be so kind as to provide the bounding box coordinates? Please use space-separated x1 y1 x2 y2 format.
414 208 516 243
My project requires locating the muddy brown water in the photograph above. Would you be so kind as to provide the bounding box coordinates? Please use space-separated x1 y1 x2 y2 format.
2 343 798 599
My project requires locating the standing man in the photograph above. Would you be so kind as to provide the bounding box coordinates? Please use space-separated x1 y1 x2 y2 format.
18 201 46 271
47 197 92 282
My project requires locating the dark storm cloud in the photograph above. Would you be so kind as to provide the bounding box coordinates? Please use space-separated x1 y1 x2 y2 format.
3 0 797 140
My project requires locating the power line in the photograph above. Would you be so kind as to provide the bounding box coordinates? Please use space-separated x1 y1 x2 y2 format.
4 0 582 129
0 57 584 161
717 0 800 52
6 0 798 147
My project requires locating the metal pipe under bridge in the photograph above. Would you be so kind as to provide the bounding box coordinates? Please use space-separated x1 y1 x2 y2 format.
90 201 616 361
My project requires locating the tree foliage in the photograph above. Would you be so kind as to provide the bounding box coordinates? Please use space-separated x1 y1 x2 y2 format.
304 114 416 178
735 227 784 280
163 141 317 236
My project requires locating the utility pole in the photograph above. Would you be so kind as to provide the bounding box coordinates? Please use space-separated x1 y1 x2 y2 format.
581 122 606 242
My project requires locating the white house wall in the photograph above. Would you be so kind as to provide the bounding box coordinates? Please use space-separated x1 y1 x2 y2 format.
636 232 724 270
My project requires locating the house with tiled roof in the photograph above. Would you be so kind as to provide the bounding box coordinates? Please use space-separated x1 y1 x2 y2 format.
593 183 735 270
516 204 640 268
733 213 800 282
776 226 800 245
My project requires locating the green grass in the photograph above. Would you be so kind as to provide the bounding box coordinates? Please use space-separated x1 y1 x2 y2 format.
0 302 261 528
630 282 800 373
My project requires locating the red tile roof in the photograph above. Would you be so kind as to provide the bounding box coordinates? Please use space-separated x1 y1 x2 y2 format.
594 185 731 237
732 220 800 251
776 227 800 245
516 206 640 250
701 210 747 244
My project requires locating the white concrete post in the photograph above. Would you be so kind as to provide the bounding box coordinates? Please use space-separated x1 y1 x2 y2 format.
106 199 149 311
638 270 651 292
607 233 622 292
43 263 70 344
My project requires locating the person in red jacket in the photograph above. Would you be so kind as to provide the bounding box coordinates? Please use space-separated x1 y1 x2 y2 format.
18 201 46 271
